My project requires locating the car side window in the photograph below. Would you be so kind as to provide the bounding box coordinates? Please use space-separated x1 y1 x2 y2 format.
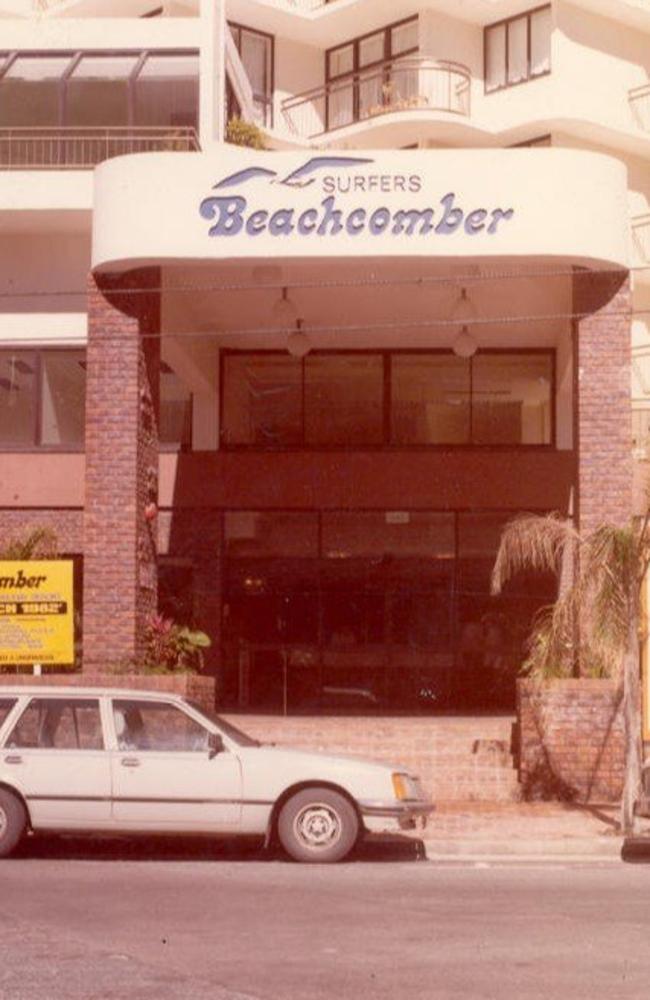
6 698 104 750
0 698 17 730
112 699 211 753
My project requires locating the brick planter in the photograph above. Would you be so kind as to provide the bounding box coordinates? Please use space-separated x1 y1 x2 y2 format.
517 678 625 803
0 672 216 712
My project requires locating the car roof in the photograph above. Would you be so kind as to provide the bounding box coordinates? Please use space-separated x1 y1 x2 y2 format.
0 686 188 702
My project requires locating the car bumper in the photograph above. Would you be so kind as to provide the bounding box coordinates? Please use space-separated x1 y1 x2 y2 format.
359 800 435 834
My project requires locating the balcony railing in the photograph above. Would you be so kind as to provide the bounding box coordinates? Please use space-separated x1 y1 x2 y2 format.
281 58 471 139
632 213 650 265
0 126 200 169
629 83 650 131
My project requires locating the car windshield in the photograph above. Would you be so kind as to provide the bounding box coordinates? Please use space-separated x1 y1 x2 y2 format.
185 700 260 747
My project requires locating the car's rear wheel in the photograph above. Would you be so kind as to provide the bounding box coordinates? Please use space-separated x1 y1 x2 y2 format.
0 790 27 858
277 787 359 864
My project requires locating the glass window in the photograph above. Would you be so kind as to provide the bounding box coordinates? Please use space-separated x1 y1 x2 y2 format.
221 354 302 446
530 7 552 76
229 24 273 126
7 698 103 750
485 7 551 93
328 82 354 129
472 354 552 445
66 54 139 127
134 52 199 128
0 351 37 447
0 699 17 730
112 699 210 752
305 355 383 445
507 18 528 85
326 18 417 129
225 512 319 559
0 55 71 127
485 24 506 92
322 511 455 559
160 364 192 448
328 44 354 79
359 32 385 68
40 351 86 447
391 20 418 56
392 354 471 444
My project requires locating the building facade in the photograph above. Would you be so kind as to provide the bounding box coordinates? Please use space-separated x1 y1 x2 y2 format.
0 0 647 721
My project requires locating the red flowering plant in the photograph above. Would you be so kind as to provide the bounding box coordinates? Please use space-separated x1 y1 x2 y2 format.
143 613 211 674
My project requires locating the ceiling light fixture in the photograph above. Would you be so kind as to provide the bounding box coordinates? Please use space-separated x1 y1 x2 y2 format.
451 286 477 324
451 286 478 357
452 326 478 358
286 319 311 358
272 286 298 329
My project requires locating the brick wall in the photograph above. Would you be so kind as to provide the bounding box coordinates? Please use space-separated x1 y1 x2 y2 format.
0 510 83 553
574 271 633 533
517 679 625 802
83 269 160 670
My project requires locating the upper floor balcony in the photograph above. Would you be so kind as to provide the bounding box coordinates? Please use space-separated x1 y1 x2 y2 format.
281 56 471 139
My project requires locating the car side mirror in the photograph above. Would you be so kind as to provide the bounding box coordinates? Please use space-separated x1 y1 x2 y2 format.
208 732 225 759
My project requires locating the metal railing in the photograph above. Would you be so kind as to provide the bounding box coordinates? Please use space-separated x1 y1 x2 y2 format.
629 83 650 132
0 126 200 169
281 57 471 139
632 213 650 265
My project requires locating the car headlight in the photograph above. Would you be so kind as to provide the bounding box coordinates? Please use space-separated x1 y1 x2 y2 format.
392 772 422 801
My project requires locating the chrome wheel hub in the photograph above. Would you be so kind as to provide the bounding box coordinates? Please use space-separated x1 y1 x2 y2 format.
0 806 7 840
294 803 342 850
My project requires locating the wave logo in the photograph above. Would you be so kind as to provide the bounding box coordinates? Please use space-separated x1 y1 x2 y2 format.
206 156 374 193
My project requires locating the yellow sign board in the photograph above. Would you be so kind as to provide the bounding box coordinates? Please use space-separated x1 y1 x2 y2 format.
0 561 74 666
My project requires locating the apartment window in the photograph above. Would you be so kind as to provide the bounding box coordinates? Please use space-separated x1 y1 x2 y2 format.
0 49 199 130
221 350 554 449
0 350 191 451
160 362 192 449
485 6 551 93
326 17 418 130
228 23 274 127
0 350 85 450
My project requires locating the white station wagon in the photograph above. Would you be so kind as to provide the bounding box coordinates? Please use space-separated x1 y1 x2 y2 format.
0 687 433 863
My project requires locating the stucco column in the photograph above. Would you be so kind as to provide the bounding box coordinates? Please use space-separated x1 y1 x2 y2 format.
574 270 632 534
83 269 161 671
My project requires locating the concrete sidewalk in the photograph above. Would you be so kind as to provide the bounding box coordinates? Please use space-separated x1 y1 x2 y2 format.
417 801 642 861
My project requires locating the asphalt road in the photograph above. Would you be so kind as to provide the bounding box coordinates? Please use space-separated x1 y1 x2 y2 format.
2 835 650 1000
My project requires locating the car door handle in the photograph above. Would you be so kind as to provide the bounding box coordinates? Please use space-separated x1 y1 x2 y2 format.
4 755 22 765
120 757 141 768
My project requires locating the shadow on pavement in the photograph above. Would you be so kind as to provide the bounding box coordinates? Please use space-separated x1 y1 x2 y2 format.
13 831 426 864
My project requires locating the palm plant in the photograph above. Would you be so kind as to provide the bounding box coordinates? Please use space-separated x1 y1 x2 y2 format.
0 527 58 560
491 512 649 834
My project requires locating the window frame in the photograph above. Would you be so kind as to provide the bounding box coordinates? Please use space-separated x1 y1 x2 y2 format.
5 695 105 752
0 48 200 129
484 5 551 95
111 697 212 754
219 348 556 451
325 15 418 131
0 347 86 453
227 21 275 128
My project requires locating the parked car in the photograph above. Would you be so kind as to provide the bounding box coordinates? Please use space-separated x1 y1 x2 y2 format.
0 687 433 863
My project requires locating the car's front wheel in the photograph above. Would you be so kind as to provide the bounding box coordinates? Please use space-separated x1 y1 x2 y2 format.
0 790 27 858
277 787 360 864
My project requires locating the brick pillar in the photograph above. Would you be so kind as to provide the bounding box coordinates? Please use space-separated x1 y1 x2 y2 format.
574 271 632 534
83 269 161 671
